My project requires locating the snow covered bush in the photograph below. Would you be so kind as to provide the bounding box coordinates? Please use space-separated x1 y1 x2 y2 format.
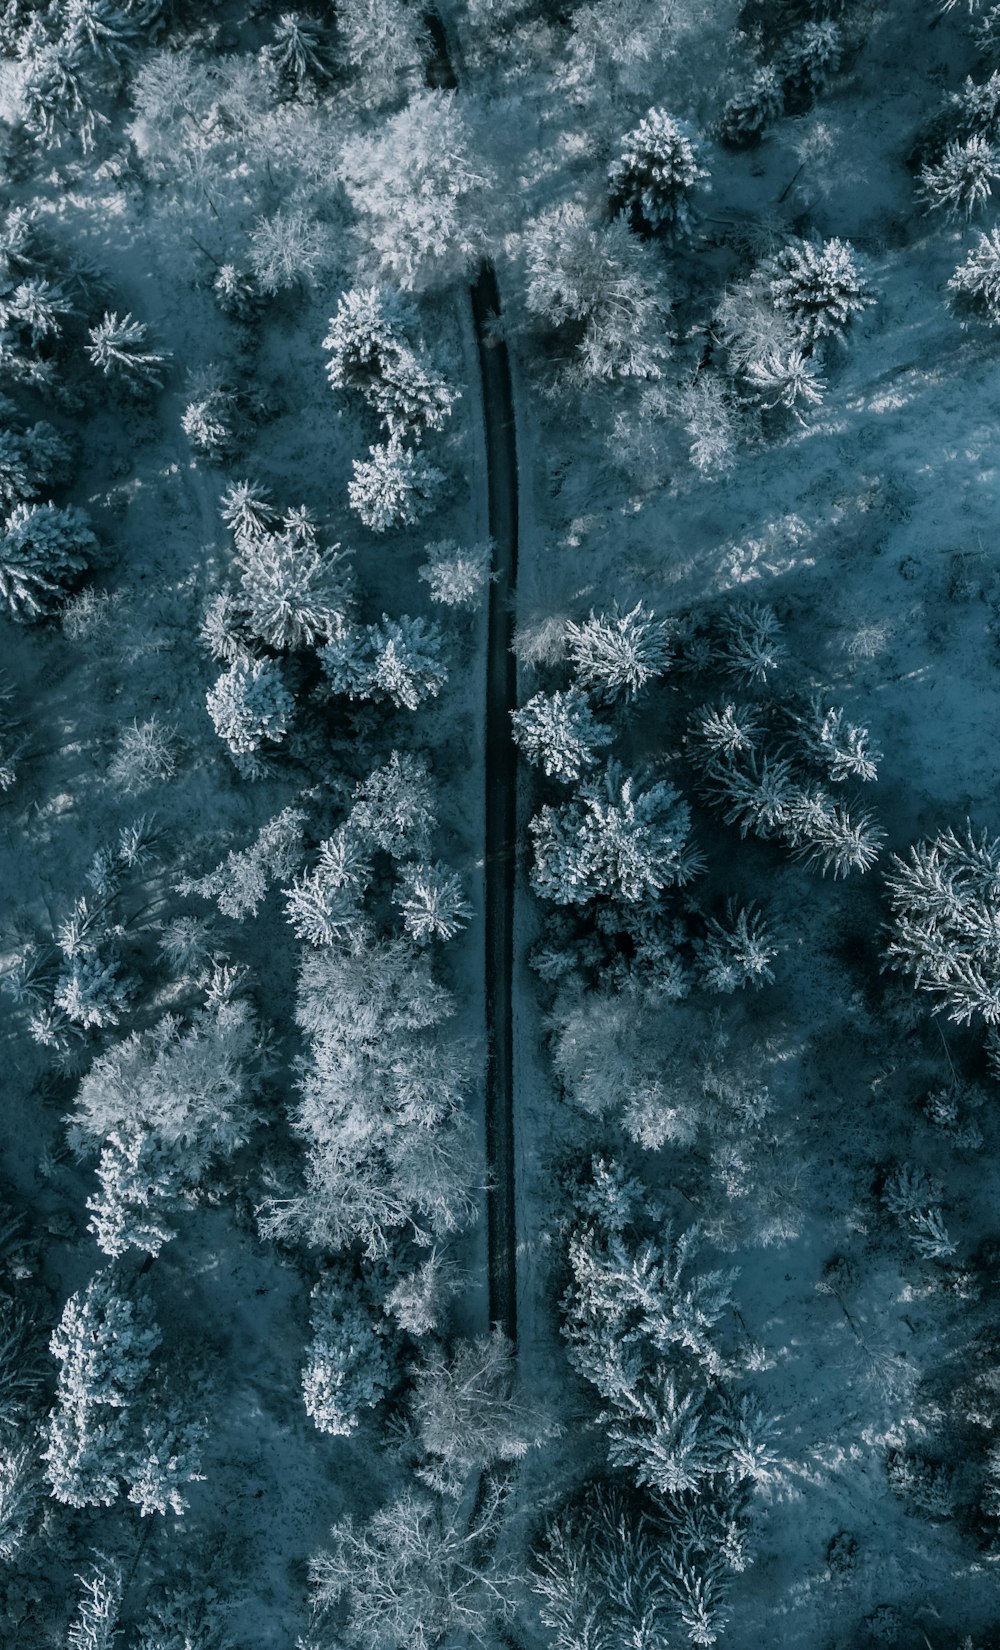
206 658 294 775
302 1276 389 1437
43 1269 160 1508
511 689 613 782
523 205 672 381
348 436 445 532
418 539 493 610
720 64 785 147
948 225 1000 322
608 108 709 239
393 861 473 944
884 824 1000 1023
919 135 1000 217
339 91 492 289
86 311 169 388
764 238 874 345
529 761 701 905
323 287 459 436
566 601 670 701
0 500 95 621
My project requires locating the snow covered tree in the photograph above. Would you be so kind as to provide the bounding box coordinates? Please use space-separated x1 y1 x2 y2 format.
206 658 293 775
234 521 354 652
608 108 709 240
764 237 874 345
320 615 448 709
86 1125 185 1260
339 91 492 289
0 500 95 621
787 695 880 782
219 478 277 545
529 761 701 905
248 207 336 295
108 716 178 794
384 1248 462 1337
417 538 492 609
715 601 785 686
181 368 237 458
948 224 1000 323
687 701 762 766
511 689 613 782
349 751 437 857
323 287 459 437
919 135 1000 217
86 311 169 388
302 1276 389 1437
308 1482 515 1650
393 861 473 945
566 601 670 702
882 1164 957 1260
697 902 778 992
348 436 445 533
67 1558 123 1650
213 261 261 320
70 999 265 1173
126 1409 206 1517
267 11 335 92
884 824 1000 1024
719 64 785 147
0 1443 40 1566
743 347 825 417
43 1269 160 1508
184 805 306 921
788 793 885 878
0 420 71 509
778 19 843 101
336 0 427 103
411 1330 548 1497
53 949 131 1030
523 205 672 381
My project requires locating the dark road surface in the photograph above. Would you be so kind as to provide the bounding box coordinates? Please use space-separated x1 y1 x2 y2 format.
471 264 519 1346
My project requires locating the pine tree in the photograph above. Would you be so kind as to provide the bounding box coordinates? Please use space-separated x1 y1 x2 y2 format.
948 224 1000 323
349 751 437 857
511 689 613 782
566 602 670 702
235 523 354 652
0 1443 39 1565
919 135 1000 217
366 615 449 709
302 1276 389 1437
788 794 884 878
687 701 762 765
219 478 277 545
393 861 473 945
885 824 1000 1023
213 261 261 320
336 0 428 104
0 500 95 621
205 658 294 774
126 1409 206 1516
608 107 709 239
715 601 785 685
411 1330 548 1497
248 207 336 295
765 237 874 344
787 695 880 782
348 437 445 533
86 311 170 387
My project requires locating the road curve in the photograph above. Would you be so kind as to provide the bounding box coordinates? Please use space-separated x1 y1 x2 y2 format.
472 265 519 1347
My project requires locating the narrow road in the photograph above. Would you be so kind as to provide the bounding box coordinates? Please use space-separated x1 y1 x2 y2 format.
423 11 519 1346
471 265 519 1346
